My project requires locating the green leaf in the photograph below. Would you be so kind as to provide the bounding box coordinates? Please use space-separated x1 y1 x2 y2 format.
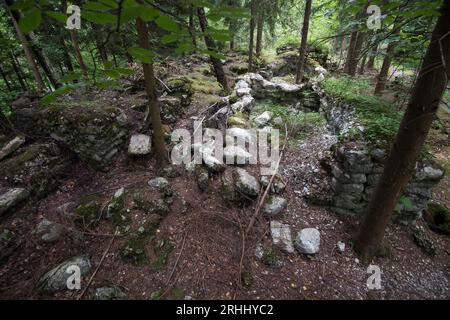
155 15 179 32
82 11 117 24
127 47 153 63
61 72 82 83
46 11 67 23
83 2 112 11
140 6 159 21
41 86 74 105
200 49 225 60
161 33 178 44
19 8 42 33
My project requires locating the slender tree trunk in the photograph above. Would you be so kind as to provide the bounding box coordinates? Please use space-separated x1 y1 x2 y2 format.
344 31 358 74
6 1 45 91
0 63 12 91
374 27 400 95
295 0 312 84
355 1 450 261
358 52 367 75
188 7 197 48
135 17 168 165
0 110 12 136
367 44 378 70
255 10 264 58
10 53 27 90
348 31 365 75
197 7 230 92
28 32 61 88
70 30 88 76
59 37 74 72
248 0 257 71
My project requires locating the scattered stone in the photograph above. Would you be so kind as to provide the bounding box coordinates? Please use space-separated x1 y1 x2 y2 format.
0 188 29 218
273 117 284 126
295 228 321 254
37 255 91 293
337 241 346 253
34 219 63 243
128 134 151 155
260 175 286 194
234 168 260 198
148 177 169 190
253 111 273 127
92 286 125 300
195 166 210 192
0 136 25 161
255 244 284 268
270 221 294 253
262 196 287 216
413 229 436 257
106 188 125 220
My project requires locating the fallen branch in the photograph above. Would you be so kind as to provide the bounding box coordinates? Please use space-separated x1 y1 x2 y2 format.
77 227 119 300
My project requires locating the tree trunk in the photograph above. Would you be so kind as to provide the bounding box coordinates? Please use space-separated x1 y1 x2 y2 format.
0 111 12 136
348 31 365 76
197 7 230 92
366 44 378 70
6 1 45 91
248 0 257 71
358 53 367 75
344 31 358 74
70 30 88 76
29 32 61 88
355 1 450 261
255 10 264 57
10 52 28 90
188 7 197 48
374 27 400 95
295 0 312 84
135 17 168 165
0 63 12 91
60 37 74 72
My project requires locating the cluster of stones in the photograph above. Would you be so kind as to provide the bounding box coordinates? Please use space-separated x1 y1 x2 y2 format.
325 143 445 223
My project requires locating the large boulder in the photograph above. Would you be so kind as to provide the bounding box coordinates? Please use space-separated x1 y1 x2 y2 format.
234 168 260 198
36 255 92 293
0 188 29 218
295 228 321 254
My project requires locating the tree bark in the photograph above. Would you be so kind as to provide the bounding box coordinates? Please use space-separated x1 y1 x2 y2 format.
197 7 230 92
366 43 378 70
348 31 365 75
135 17 168 165
6 0 45 91
70 30 88 76
0 111 12 136
344 31 358 74
295 0 312 84
188 7 197 48
248 0 257 71
374 27 400 95
355 1 450 261
10 52 28 90
28 32 61 88
358 52 367 75
0 63 12 91
255 10 264 57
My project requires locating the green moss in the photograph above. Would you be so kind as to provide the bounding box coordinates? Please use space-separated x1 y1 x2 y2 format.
74 195 102 228
227 112 249 128
412 229 436 257
149 289 163 300
260 245 283 268
427 202 450 235
133 191 171 215
119 236 147 265
170 287 185 300
241 271 253 288
152 238 173 271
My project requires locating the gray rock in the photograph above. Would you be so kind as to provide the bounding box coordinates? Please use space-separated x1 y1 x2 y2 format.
0 136 25 161
128 134 151 155
37 255 91 293
260 175 286 194
263 196 287 216
92 286 125 300
226 127 254 144
223 146 252 164
148 177 169 190
234 168 260 197
337 241 346 253
273 117 283 126
255 243 284 268
231 95 255 113
270 221 294 253
295 228 321 254
0 188 29 217
202 154 226 173
35 219 63 243
415 166 445 181
253 111 273 127
106 188 125 219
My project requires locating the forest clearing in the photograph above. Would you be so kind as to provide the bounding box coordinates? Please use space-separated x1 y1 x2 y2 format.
0 0 449 301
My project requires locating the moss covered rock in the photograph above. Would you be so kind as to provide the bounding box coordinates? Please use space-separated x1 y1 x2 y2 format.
74 195 102 228
119 235 147 265
426 202 450 236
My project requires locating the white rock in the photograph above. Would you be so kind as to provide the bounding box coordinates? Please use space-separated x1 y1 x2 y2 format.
0 188 28 216
226 127 254 144
270 221 294 253
295 228 321 254
0 136 26 161
314 66 328 75
223 146 252 164
337 241 346 253
128 134 151 155
263 196 287 216
253 111 274 127
234 168 260 197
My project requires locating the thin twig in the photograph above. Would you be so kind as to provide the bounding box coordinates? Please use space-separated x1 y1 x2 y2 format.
77 227 119 300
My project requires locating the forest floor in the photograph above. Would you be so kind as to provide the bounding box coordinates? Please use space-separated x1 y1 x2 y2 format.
0 53 449 300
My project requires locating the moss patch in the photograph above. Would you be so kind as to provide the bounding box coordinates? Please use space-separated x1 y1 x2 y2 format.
74 195 102 228
426 202 450 235
119 235 147 265
152 238 173 271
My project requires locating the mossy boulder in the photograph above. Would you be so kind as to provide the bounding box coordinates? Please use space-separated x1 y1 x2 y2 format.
92 286 125 300
0 142 72 202
74 195 102 228
119 235 147 265
106 188 125 222
166 76 194 107
132 186 172 216
194 166 210 192
255 244 284 268
152 238 173 270
227 112 249 129
412 229 436 256
425 202 450 235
